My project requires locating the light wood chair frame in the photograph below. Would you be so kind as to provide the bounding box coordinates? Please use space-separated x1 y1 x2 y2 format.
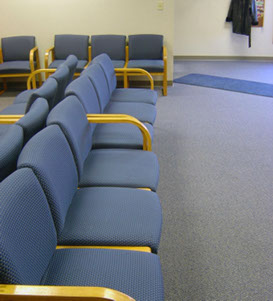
0 47 42 95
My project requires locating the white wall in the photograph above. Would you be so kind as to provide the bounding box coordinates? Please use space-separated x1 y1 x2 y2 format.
0 0 174 80
174 0 273 57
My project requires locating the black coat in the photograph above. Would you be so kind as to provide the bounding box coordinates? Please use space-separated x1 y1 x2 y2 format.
226 0 258 47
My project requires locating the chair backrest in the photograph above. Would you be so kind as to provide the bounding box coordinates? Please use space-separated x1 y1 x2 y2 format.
1 36 35 62
17 125 78 236
0 168 57 284
61 54 78 84
91 53 117 94
0 124 24 182
54 34 89 60
26 77 58 112
128 34 163 60
47 96 93 179
91 34 126 60
16 97 49 144
49 64 70 107
65 75 101 134
80 64 110 112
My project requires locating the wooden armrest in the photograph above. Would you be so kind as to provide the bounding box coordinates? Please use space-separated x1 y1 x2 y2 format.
0 115 24 124
27 68 57 89
114 68 154 90
86 114 152 151
0 285 135 300
0 48 3 64
88 46 92 63
29 46 39 72
45 46 55 69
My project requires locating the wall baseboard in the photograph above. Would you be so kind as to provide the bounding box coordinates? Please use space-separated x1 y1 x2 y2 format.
174 55 273 62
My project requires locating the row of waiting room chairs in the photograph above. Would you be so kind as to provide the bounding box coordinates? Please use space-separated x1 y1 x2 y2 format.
0 54 164 300
0 34 167 96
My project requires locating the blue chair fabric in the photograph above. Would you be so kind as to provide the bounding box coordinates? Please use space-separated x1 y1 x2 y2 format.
127 59 164 72
0 61 32 74
47 96 159 191
0 124 24 182
0 170 164 301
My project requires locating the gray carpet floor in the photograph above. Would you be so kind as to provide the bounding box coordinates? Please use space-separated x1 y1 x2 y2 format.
155 60 273 300
1 61 273 300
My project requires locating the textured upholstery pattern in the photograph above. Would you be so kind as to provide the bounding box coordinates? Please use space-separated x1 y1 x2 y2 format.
128 34 163 60
2 36 35 61
0 61 31 74
17 125 78 235
54 35 89 60
127 59 164 72
16 97 49 144
0 124 23 181
58 187 162 252
79 148 159 191
26 77 58 112
91 53 117 94
91 35 126 60
111 88 157 105
61 54 78 84
92 122 154 149
47 96 93 179
127 60 164 72
49 59 87 73
104 101 157 125
81 64 110 112
49 64 70 107
0 168 57 284
41 248 164 301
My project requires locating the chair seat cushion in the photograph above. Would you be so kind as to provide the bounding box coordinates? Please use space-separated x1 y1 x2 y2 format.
92 122 154 150
103 102 156 125
0 61 31 74
49 60 87 73
79 148 159 191
56 187 162 252
111 88 157 105
127 60 164 72
0 103 26 114
41 248 164 301
112 60 125 68
13 89 36 104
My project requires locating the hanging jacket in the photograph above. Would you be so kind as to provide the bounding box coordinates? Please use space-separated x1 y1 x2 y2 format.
226 0 258 47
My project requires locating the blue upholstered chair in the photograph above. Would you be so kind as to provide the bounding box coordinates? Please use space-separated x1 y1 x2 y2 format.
47 95 159 191
91 53 157 105
0 36 42 95
91 35 126 68
82 64 157 125
0 97 49 181
45 35 90 74
127 34 168 96
17 124 162 252
0 124 23 181
0 168 164 300
65 74 154 150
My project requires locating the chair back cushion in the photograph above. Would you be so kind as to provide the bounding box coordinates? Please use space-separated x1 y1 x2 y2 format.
47 96 93 178
129 34 163 60
80 64 110 112
16 97 49 144
91 53 117 94
65 76 100 134
26 77 58 112
91 35 126 60
17 125 78 236
2 36 35 61
0 124 23 181
49 64 70 107
54 35 89 60
0 168 57 284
